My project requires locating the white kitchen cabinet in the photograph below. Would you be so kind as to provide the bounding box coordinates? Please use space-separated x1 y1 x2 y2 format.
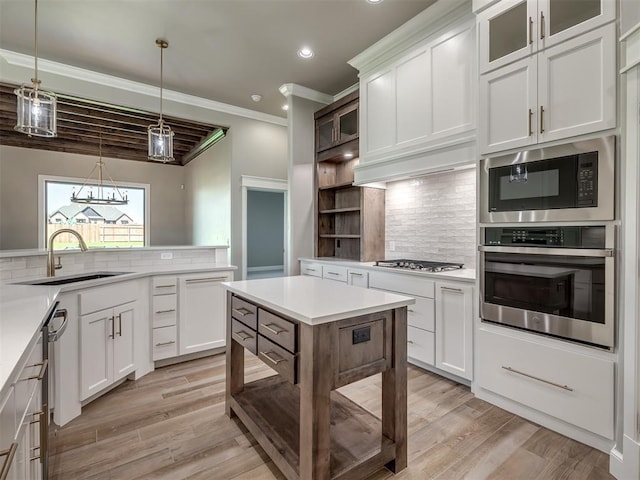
347 268 369 287
479 23 616 154
435 282 473 380
478 0 616 74
151 276 178 361
358 17 475 165
80 302 135 400
300 261 323 278
178 271 233 355
322 264 348 283
476 326 614 439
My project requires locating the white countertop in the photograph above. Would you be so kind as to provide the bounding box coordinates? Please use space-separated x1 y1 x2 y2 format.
299 257 476 282
222 276 415 325
0 245 229 258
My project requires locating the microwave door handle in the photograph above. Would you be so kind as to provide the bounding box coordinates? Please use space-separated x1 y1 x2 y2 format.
479 245 614 258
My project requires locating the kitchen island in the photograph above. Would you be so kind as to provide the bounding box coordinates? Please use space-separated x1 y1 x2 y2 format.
223 276 414 480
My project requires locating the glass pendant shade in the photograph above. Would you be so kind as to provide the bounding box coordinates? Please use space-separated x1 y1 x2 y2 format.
148 120 174 162
14 84 57 137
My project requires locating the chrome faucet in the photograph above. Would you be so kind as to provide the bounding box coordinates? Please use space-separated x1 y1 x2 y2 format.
47 229 88 277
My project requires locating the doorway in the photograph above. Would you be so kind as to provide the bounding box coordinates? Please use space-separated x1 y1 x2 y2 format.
241 176 288 280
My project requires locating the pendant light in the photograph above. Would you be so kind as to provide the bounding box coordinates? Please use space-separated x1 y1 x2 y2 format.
71 132 128 205
148 39 174 162
14 0 57 137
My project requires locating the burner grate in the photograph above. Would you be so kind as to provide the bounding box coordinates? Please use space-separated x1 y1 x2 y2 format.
375 259 464 272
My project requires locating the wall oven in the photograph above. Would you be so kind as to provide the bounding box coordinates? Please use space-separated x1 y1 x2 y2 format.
479 225 615 349
479 136 615 223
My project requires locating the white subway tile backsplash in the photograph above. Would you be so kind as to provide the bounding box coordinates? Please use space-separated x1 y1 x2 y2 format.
385 168 477 269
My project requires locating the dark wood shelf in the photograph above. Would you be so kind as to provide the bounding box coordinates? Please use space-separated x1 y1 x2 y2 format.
319 207 361 214
230 375 395 480
319 234 361 239
318 181 355 190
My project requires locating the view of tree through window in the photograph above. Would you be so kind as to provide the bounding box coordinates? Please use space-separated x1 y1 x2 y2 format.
45 179 146 249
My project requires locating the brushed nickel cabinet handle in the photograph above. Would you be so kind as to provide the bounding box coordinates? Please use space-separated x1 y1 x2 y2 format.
260 350 285 365
155 309 176 314
540 105 545 133
528 108 533 136
407 340 414 344
155 284 176 288
441 286 463 293
185 277 227 284
502 366 573 391
0 443 18 480
232 307 251 317
109 316 115 339
327 271 340 276
529 16 533 45
349 272 363 277
540 11 545 39
261 323 287 335
118 313 123 337
233 330 254 342
306 268 317 272
408 309 415 313
49 308 68 342
155 340 176 347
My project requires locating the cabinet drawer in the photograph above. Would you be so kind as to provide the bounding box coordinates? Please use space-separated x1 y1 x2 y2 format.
407 296 435 332
408 326 435 366
258 309 297 353
152 294 177 327
347 268 369 287
476 328 614 439
152 276 178 295
152 326 177 361
369 271 435 298
258 335 297 384
338 317 388 374
231 319 258 355
300 261 322 278
81 281 138 315
322 265 348 283
231 296 257 330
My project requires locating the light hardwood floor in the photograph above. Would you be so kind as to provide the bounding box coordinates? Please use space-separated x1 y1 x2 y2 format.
48 353 614 480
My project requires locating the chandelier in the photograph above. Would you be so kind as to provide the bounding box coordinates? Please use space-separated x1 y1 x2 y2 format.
14 0 57 137
71 132 128 205
148 39 174 162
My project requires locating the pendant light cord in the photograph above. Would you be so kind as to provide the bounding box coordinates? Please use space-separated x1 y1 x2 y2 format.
33 0 40 94
159 41 164 124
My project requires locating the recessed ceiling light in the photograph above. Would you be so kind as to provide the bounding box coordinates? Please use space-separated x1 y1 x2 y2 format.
298 46 314 59
251 94 262 102
367 0 384 3
344 152 354 159
282 104 289 111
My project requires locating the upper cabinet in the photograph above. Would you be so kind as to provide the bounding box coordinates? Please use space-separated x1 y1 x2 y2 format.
478 0 616 74
315 91 359 163
349 0 477 184
477 0 616 155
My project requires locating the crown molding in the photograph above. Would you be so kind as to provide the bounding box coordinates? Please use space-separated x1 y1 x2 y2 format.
279 83 333 105
334 84 359 101
1 49 287 127
348 0 471 75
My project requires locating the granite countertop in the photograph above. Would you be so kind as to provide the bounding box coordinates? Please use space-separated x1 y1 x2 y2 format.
222 275 415 325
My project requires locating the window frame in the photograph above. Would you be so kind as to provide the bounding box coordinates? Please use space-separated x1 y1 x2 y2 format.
38 174 150 249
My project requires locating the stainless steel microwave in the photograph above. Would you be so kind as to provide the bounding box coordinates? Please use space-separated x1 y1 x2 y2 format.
480 136 615 223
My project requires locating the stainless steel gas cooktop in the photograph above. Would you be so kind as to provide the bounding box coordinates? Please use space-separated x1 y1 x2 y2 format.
375 259 464 272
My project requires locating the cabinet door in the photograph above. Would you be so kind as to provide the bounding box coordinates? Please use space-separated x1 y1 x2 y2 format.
435 282 473 380
396 47 430 146
363 69 396 155
179 272 232 355
113 302 135 381
539 0 615 50
480 56 537 154
316 115 335 152
80 309 112 401
335 102 359 146
537 24 616 143
478 0 537 73
407 326 435 366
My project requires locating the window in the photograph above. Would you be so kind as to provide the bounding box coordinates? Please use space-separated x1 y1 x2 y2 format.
40 176 148 250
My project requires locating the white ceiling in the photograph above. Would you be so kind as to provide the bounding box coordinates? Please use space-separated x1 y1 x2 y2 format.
0 0 437 118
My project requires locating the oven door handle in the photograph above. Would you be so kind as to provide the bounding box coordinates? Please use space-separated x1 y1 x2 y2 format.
478 245 614 257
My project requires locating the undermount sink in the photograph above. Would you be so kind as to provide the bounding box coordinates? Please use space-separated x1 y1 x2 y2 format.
18 271 131 286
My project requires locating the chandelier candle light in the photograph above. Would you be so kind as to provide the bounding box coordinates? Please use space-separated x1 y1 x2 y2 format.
148 39 174 162
71 132 128 205
14 0 57 137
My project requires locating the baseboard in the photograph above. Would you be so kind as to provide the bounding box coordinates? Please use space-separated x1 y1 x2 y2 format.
154 346 225 368
408 357 472 388
610 435 640 480
247 265 284 272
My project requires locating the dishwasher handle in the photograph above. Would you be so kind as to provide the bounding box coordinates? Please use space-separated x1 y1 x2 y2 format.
48 308 68 342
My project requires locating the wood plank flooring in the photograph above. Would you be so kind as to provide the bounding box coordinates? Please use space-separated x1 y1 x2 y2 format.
48 353 614 480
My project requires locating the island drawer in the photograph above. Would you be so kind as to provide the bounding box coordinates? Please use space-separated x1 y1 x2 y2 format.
258 335 297 384
231 319 258 355
232 296 258 330
258 309 296 353
152 294 177 327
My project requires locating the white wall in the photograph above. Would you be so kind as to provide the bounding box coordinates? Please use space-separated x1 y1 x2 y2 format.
385 167 477 268
0 145 186 249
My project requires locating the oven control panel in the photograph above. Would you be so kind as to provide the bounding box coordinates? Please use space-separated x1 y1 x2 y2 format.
577 153 598 207
484 226 605 248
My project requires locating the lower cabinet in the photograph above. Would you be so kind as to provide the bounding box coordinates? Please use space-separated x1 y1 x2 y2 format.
347 268 369 287
476 327 614 439
435 282 473 380
178 271 233 355
80 301 135 401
